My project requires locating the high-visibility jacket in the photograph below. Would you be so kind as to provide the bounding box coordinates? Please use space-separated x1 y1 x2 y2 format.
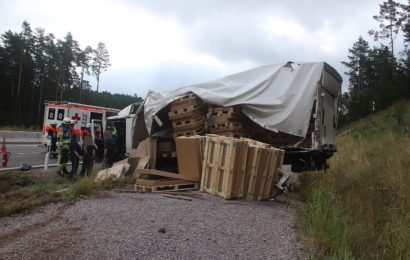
57 125 72 147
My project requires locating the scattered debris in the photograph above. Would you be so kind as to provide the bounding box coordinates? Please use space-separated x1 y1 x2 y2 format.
95 163 130 182
161 194 192 201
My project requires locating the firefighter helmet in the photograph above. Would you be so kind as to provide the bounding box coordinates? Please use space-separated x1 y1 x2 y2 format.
63 117 71 124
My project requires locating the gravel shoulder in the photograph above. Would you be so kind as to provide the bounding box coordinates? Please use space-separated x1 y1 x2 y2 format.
0 191 302 260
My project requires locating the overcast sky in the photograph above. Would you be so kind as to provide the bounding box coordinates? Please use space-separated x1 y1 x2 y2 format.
0 0 407 97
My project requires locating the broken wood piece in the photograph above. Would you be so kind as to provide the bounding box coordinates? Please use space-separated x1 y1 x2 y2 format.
55 188 69 193
112 189 142 193
161 194 192 201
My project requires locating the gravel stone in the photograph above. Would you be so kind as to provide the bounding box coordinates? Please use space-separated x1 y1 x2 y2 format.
0 192 302 259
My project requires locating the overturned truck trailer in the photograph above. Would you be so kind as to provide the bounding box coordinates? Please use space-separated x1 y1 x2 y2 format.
132 62 342 172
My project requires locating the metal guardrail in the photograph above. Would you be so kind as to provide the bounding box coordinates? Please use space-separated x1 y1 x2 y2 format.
0 131 42 144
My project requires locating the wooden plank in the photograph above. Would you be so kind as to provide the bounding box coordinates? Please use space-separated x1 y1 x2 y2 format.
161 194 193 201
137 169 199 181
135 178 195 187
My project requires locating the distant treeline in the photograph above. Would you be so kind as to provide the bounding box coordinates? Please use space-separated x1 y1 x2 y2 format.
339 0 410 127
0 20 142 128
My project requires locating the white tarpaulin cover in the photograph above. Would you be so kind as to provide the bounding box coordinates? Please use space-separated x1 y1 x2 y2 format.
144 62 337 137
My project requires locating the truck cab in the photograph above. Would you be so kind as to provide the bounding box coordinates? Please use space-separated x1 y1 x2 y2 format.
106 102 141 156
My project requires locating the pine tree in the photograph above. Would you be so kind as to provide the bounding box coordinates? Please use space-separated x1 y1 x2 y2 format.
341 37 373 120
91 42 110 92
369 0 405 63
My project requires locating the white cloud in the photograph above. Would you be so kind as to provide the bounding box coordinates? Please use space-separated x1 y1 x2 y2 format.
1 0 407 95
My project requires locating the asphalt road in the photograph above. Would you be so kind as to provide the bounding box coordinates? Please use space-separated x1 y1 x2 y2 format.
2 144 57 168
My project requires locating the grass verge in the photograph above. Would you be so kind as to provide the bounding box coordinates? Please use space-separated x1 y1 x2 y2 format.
299 100 410 259
0 170 133 217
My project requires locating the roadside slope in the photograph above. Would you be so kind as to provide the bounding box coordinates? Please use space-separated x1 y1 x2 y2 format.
299 100 410 259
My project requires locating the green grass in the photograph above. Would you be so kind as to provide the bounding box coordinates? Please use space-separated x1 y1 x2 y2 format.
0 170 133 217
299 100 410 259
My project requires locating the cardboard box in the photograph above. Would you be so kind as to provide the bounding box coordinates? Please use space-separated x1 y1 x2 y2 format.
175 136 205 182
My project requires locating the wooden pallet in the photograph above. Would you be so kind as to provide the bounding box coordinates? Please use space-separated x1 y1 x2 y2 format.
211 114 244 125
171 96 203 111
173 128 205 139
134 178 198 192
172 115 205 131
244 147 285 201
210 121 247 133
240 137 271 148
200 135 248 199
213 131 250 138
174 93 198 103
262 148 284 200
211 106 240 116
268 149 285 198
168 104 206 121
246 147 272 201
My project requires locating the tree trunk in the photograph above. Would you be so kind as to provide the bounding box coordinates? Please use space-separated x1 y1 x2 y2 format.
96 73 100 93
10 73 15 98
15 56 24 125
79 66 84 102
60 70 65 101
37 75 45 126
55 68 60 100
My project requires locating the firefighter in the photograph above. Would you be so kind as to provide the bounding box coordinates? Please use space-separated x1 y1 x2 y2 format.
83 123 92 137
56 117 72 176
48 122 58 158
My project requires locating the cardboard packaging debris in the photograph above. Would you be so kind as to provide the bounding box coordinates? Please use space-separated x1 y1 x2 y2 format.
175 136 206 182
95 163 130 182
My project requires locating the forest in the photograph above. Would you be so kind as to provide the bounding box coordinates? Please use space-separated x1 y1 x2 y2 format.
339 0 410 126
0 21 142 128
0 0 409 129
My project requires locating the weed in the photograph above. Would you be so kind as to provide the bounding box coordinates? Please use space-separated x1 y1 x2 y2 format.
300 100 410 259
0 169 134 217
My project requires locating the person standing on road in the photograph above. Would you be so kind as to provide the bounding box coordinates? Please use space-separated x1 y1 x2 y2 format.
56 117 72 176
82 123 92 139
69 134 82 180
103 133 116 168
80 136 98 177
48 122 58 158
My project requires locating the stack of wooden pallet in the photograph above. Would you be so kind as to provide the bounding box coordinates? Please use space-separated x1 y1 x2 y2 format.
209 106 250 138
200 135 284 200
168 93 207 138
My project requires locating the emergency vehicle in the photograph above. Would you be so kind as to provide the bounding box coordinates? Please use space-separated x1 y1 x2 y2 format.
42 101 120 145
